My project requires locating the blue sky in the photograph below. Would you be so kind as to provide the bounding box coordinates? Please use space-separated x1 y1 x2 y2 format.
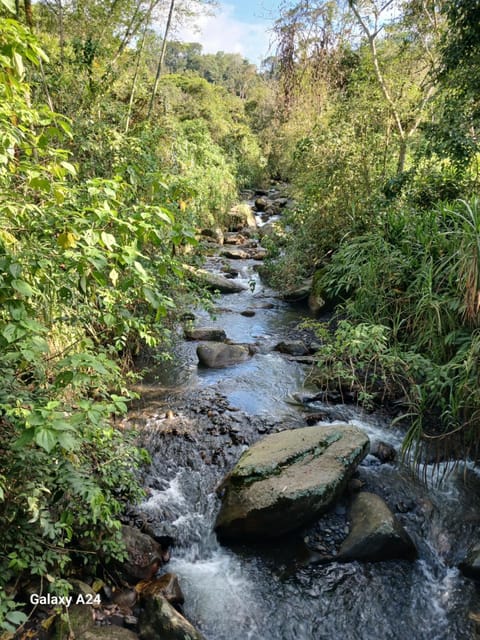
176 1 282 65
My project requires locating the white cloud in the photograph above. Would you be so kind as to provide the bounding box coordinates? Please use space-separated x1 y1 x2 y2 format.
174 3 275 65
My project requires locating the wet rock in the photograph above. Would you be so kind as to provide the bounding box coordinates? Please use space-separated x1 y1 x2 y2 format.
197 343 250 368
224 232 246 245
215 424 369 541
183 264 246 293
275 340 309 356
136 573 184 606
119 525 165 583
348 478 364 493
228 203 257 229
460 543 480 579
254 196 269 211
258 222 278 239
254 188 269 196
139 594 205 640
339 492 417 562
184 327 227 342
281 279 313 302
273 197 288 208
241 309 256 317
54 605 139 640
371 441 397 464
220 247 249 260
251 248 268 260
200 227 224 245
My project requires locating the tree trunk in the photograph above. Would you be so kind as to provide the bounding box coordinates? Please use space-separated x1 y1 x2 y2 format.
397 139 407 175
125 25 147 133
24 0 33 28
147 0 176 120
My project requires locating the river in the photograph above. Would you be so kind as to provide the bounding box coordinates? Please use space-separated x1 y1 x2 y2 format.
126 192 479 640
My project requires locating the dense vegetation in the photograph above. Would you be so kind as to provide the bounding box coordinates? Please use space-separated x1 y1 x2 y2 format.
1 0 479 632
0 0 268 631
263 0 480 463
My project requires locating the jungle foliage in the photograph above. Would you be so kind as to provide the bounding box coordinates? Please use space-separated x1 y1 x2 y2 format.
265 0 480 461
0 0 268 631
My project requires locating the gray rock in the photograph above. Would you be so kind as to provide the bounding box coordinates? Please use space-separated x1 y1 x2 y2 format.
275 340 309 356
120 525 164 583
139 594 205 640
339 492 417 562
200 227 224 245
184 327 227 342
220 247 249 260
241 309 256 317
183 264 246 293
215 424 369 541
197 343 250 368
254 197 269 211
54 605 139 640
370 441 397 463
460 543 480 579
281 278 313 302
228 203 257 229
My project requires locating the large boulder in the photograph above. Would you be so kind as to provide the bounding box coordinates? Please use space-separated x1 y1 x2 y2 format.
183 264 246 294
215 424 369 541
139 594 205 640
197 343 250 368
184 327 227 342
339 492 417 562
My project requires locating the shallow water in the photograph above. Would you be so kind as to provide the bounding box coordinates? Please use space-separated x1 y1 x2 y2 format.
135 212 479 640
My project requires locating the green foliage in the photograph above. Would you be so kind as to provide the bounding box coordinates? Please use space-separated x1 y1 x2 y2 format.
315 198 480 457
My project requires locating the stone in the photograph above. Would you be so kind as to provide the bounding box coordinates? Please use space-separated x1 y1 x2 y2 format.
227 203 257 229
220 247 249 260
197 343 250 368
119 525 164 583
54 605 139 640
241 309 256 317
339 492 417 562
183 264 246 294
136 573 184 606
273 197 288 208
251 248 268 260
275 340 309 356
200 227 224 245
460 543 480 579
370 441 397 463
215 424 369 541
139 594 205 640
281 278 313 302
254 196 269 211
184 327 227 342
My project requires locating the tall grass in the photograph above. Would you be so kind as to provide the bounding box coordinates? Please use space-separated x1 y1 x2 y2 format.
318 197 480 461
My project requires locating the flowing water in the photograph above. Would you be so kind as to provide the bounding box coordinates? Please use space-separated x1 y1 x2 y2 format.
131 200 480 640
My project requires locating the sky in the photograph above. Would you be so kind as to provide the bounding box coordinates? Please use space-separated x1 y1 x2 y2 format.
176 1 281 66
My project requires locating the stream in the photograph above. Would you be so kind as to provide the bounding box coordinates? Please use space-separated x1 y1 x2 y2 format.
126 191 480 640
